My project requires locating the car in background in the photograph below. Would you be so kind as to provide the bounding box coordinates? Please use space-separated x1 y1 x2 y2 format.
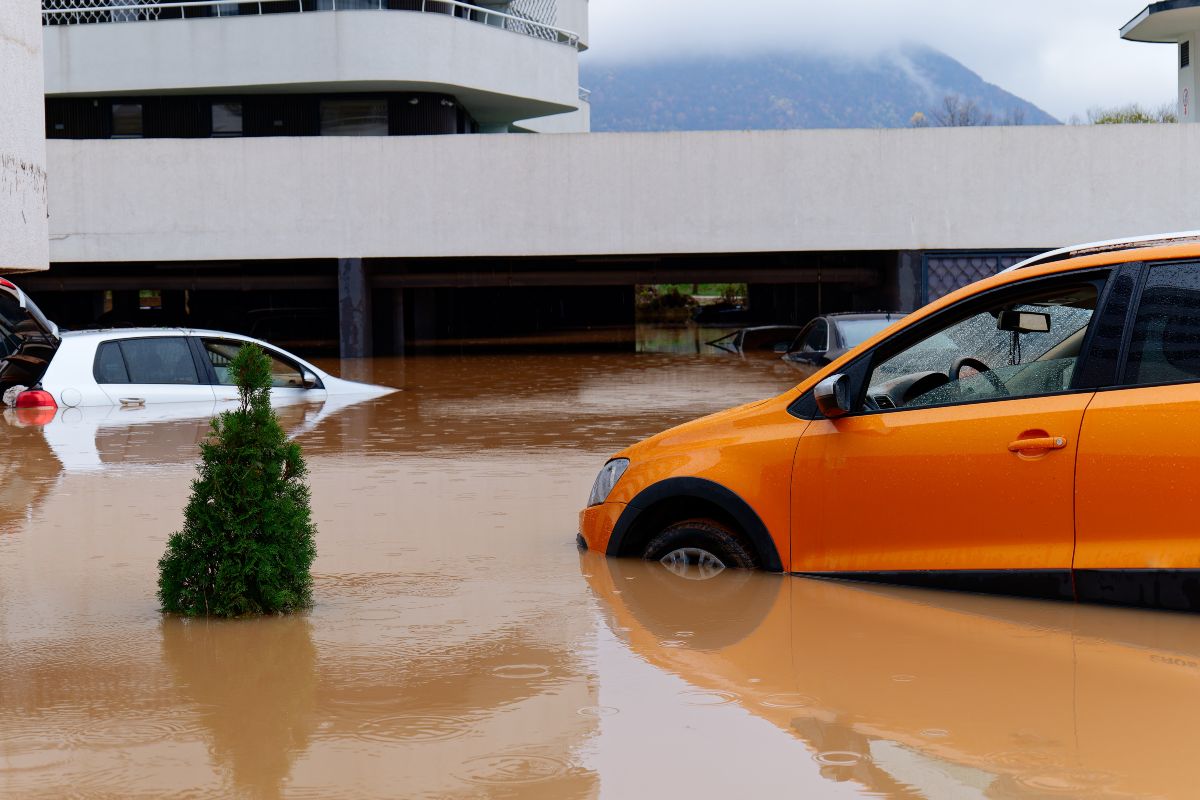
0 278 392 409
781 312 905 370
707 325 805 354
579 231 1200 611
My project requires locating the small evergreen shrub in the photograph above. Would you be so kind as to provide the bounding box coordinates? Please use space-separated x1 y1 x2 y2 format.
158 344 317 617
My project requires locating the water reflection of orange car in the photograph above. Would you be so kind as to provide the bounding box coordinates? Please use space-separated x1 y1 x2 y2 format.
580 233 1200 611
581 553 1200 798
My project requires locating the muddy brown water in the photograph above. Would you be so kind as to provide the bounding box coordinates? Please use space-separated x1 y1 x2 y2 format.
1 348 1198 798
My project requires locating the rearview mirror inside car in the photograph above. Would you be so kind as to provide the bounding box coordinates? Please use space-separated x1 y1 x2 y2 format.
997 310 1051 333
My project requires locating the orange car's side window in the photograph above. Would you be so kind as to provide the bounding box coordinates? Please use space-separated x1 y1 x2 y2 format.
865 282 1099 411
1122 262 1200 387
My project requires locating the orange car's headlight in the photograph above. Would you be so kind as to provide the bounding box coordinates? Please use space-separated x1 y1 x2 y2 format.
587 458 629 507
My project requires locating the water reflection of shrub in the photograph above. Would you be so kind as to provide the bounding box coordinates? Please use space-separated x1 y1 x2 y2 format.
160 615 317 798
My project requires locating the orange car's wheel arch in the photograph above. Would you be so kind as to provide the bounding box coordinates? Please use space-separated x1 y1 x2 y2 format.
606 477 783 573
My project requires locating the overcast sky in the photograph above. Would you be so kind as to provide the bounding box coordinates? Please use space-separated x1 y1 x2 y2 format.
584 0 1178 122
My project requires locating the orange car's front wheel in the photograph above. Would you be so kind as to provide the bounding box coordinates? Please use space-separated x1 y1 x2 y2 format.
642 519 760 574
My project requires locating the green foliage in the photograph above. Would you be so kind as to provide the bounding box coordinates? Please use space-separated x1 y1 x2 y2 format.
158 344 317 617
1087 103 1178 125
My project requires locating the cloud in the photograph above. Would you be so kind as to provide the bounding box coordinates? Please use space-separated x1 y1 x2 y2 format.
584 0 1177 121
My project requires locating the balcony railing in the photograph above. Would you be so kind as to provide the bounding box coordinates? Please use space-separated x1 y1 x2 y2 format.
42 0 581 48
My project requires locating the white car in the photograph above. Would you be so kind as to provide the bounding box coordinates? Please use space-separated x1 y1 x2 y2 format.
0 278 393 408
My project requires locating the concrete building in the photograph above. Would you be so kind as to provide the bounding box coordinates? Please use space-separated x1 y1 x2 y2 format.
1123 1 1200 122
1 0 49 275
22 1 1199 356
35 0 589 353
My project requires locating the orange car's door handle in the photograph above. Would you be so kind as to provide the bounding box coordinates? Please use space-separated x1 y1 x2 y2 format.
1007 436 1067 452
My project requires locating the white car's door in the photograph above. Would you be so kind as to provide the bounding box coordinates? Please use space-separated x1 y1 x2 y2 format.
93 336 216 405
196 336 326 404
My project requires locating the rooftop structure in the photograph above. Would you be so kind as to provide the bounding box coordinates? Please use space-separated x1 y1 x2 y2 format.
1122 1 1200 122
40 0 589 137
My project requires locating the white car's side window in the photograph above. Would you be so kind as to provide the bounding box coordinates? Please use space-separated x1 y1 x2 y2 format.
201 338 305 389
93 338 201 385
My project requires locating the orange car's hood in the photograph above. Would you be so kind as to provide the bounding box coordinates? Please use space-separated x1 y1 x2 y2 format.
619 393 793 461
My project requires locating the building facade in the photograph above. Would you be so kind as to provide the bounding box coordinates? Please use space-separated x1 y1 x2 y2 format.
42 0 590 138
25 2 1200 356
1 0 49 275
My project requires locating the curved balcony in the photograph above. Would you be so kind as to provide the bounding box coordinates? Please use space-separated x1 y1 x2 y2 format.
43 0 581 48
42 1 583 127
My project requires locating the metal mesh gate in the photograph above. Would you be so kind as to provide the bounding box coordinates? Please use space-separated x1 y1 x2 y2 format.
922 251 1044 305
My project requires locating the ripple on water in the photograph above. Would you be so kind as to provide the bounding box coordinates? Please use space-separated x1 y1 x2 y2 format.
457 753 570 785
67 715 200 748
1016 770 1118 793
986 750 1063 771
680 689 739 706
491 664 551 680
759 693 818 709
814 750 865 767
576 706 619 718
351 713 474 744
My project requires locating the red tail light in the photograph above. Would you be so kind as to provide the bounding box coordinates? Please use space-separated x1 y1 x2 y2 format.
15 389 56 409
0 278 14 290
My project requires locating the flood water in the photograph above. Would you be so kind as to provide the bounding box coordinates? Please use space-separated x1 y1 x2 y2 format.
2 343 1199 797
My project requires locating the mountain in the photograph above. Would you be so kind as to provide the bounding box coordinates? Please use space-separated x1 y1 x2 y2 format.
580 46 1058 132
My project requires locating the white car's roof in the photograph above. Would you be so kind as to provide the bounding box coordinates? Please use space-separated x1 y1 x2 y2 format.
61 327 261 341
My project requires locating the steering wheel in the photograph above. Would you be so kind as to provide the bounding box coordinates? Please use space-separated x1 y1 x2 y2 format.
949 356 1008 395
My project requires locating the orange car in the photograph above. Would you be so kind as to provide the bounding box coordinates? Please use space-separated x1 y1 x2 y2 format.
579 232 1200 611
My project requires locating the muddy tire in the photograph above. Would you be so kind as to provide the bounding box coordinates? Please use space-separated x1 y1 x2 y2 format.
642 519 760 571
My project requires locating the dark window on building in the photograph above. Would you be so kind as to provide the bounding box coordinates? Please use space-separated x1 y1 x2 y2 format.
143 97 211 138
93 342 130 384
1182 40 1191 69
111 103 143 138
244 96 321 137
1123 262 1200 386
390 93 461 135
47 93 472 139
320 98 389 136
118 338 201 384
212 102 244 137
46 98 111 139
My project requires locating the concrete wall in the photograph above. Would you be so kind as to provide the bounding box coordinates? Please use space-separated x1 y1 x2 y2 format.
46 124 1200 264
555 0 588 48
44 9 581 126
1 0 48 274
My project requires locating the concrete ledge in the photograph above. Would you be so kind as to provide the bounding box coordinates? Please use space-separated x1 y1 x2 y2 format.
43 9 579 124
46 124 1200 263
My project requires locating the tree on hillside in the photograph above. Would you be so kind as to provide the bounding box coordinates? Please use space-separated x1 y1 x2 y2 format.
911 95 1028 128
1085 103 1178 124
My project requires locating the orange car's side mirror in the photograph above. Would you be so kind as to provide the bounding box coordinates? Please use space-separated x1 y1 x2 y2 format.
814 374 852 419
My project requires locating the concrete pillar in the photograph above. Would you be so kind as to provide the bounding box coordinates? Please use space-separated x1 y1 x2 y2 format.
389 288 406 354
338 258 373 358
0 0 48 274
895 250 924 312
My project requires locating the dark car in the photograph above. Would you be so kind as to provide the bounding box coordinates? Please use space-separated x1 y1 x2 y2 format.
782 312 905 370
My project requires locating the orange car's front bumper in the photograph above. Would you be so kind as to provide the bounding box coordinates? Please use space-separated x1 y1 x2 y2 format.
578 502 626 554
